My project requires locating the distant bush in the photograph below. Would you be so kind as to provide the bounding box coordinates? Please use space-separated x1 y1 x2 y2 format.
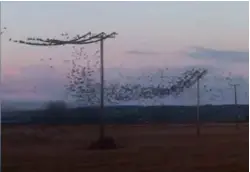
45 100 67 116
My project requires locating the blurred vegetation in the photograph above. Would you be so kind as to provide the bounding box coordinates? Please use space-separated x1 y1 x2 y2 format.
2 105 248 125
45 101 67 115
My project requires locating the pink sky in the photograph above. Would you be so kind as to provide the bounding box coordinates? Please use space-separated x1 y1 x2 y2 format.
1 2 248 105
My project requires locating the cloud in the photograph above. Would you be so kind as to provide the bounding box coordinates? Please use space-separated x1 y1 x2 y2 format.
184 47 249 78
126 50 161 56
188 47 249 63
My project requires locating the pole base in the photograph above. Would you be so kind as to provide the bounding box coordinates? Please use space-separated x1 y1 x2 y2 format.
88 136 119 150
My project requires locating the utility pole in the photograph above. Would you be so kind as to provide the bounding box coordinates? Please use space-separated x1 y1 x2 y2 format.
233 84 240 129
233 84 238 104
177 68 207 137
99 36 105 140
196 78 200 136
11 32 117 142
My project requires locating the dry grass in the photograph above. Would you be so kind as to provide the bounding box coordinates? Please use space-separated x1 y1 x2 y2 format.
2 123 249 172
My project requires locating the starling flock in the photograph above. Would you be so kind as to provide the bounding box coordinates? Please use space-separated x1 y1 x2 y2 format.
7 31 247 106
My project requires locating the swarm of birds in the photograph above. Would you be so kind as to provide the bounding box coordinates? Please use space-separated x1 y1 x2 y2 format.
12 31 238 106
0 27 7 35
64 45 209 106
105 68 208 101
65 47 101 106
10 32 118 46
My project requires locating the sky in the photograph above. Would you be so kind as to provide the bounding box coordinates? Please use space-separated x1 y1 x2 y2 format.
0 1 249 108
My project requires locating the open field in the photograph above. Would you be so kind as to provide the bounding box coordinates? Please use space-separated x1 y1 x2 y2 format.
2 123 249 172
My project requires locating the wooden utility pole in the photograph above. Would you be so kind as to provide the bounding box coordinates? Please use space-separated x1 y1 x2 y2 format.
194 69 207 137
233 84 240 129
99 36 105 140
11 32 117 141
196 78 200 136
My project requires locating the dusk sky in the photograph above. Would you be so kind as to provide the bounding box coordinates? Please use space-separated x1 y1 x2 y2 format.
1 1 249 108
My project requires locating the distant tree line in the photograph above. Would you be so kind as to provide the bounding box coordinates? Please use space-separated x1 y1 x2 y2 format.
2 103 249 125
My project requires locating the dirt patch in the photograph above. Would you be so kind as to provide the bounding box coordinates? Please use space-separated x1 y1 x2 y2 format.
2 123 249 172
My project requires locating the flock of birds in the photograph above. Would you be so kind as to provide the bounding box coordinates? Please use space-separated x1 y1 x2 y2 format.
0 27 7 35
1 28 248 106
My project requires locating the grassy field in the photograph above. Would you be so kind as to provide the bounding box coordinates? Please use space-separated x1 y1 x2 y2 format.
2 123 249 172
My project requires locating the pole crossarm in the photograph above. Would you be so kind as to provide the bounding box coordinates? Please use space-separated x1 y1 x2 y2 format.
10 32 117 46
230 83 240 87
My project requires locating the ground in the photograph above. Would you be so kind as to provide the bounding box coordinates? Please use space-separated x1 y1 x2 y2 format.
2 123 249 172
